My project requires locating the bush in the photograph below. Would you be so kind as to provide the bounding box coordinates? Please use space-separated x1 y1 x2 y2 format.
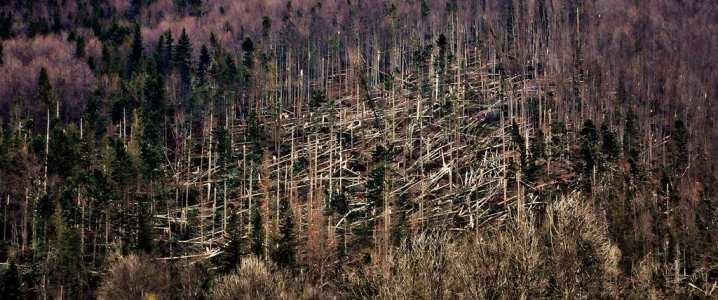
347 194 623 299
97 254 172 300
211 256 297 300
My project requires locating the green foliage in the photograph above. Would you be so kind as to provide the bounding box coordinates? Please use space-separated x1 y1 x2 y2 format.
526 129 546 182
38 67 53 106
1 260 22 299
623 109 641 177
670 118 688 174
218 212 243 274
213 124 233 170
579 119 599 191
127 23 143 77
271 197 295 267
391 193 410 247
54 216 84 296
174 28 193 87
420 0 430 18
140 67 167 178
250 204 263 258
48 123 81 179
197 44 210 84
600 122 619 163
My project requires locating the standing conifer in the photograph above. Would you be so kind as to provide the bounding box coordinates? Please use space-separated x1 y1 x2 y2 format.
272 197 295 267
250 203 263 258
1 260 22 299
127 23 143 77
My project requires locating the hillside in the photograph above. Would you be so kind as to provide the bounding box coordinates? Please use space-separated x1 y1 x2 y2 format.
0 0 717 298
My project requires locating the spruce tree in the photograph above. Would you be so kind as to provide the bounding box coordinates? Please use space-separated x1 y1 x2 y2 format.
140 64 166 178
526 129 546 182
600 122 619 163
1 259 22 299
127 23 143 77
218 211 242 273
197 44 210 85
391 193 410 247
579 119 598 192
250 203 263 258
272 197 295 267
55 216 84 297
623 109 641 177
173 28 192 89
670 118 688 174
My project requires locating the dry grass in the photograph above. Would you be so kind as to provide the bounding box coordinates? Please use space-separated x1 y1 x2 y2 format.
97 254 173 300
345 194 624 299
210 256 297 300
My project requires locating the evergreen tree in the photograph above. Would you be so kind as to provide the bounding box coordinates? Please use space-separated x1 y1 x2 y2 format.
241 37 254 70
579 119 598 192
262 16 272 39
526 129 546 182
250 203 263 258
221 53 238 86
670 118 688 174
510 120 527 172
391 193 410 247
127 23 143 77
140 65 166 178
600 122 620 163
0 259 22 299
173 28 193 88
135 196 154 253
623 109 641 177
196 44 210 85
272 197 295 267
54 216 84 297
160 31 174 73
38 67 53 107
504 0 515 52
218 211 242 273
241 37 254 84
420 0 430 18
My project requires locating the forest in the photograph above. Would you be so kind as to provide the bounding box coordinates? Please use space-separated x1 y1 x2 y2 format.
0 0 717 298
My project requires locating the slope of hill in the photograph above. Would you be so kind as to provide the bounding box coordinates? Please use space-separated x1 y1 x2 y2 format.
0 0 716 298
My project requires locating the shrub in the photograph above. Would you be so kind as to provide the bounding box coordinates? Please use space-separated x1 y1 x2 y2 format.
210 256 297 300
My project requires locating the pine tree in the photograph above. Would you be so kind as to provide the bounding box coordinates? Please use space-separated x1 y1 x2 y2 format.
579 119 598 192
173 28 193 89
510 120 527 172
623 109 641 177
241 37 254 84
504 0 515 52
670 118 688 174
600 122 619 163
0 259 22 299
272 197 295 267
391 193 410 247
197 44 210 85
420 0 430 18
250 203 263 258
140 65 166 178
262 16 272 39
127 23 143 77
54 215 84 297
241 37 254 70
161 31 174 73
135 196 154 253
526 129 546 182
218 211 242 273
